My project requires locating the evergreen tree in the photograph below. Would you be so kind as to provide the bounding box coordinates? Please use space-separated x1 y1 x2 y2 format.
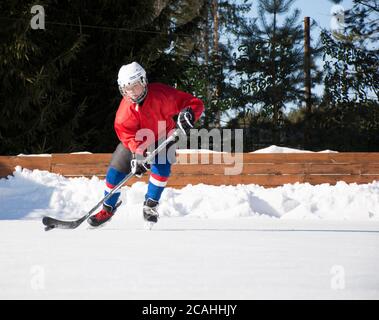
0 1 91 154
331 0 379 45
197 0 251 129
234 0 321 144
315 0 379 151
323 0 378 105
0 0 205 154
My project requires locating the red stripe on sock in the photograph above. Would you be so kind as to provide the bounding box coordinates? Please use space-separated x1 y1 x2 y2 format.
150 173 168 182
106 181 115 189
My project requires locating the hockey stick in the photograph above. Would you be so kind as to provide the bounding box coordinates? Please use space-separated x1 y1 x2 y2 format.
42 130 181 231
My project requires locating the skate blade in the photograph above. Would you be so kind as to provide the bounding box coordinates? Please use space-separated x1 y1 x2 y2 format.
144 221 156 230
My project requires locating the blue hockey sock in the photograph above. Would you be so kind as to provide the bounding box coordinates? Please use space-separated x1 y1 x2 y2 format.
104 167 126 209
145 162 171 202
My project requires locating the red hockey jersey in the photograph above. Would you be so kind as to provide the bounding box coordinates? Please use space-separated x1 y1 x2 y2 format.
114 83 204 154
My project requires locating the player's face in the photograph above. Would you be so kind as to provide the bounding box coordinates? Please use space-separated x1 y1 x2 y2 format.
123 81 145 101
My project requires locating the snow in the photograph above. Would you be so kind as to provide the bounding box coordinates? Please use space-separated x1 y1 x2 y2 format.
176 149 226 153
2 166 378 221
0 166 379 299
69 151 93 154
16 152 92 157
251 145 338 153
16 154 51 157
14 146 335 156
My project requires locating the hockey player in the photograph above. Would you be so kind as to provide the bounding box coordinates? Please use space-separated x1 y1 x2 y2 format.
88 62 204 227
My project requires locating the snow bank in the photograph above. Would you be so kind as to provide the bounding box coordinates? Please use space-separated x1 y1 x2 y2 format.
176 149 226 153
16 152 93 156
0 166 378 221
16 154 52 157
251 145 338 153
15 146 337 156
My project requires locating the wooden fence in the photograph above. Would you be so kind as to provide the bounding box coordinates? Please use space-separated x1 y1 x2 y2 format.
1 153 379 188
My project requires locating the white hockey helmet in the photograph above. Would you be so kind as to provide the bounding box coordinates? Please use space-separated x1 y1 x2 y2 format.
117 62 148 103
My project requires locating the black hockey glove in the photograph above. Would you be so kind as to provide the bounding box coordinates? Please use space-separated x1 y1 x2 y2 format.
177 107 195 135
131 155 151 178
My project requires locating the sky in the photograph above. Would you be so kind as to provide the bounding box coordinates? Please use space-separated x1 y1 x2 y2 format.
294 0 354 31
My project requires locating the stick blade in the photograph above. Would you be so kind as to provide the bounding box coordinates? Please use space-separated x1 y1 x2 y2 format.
42 216 85 231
